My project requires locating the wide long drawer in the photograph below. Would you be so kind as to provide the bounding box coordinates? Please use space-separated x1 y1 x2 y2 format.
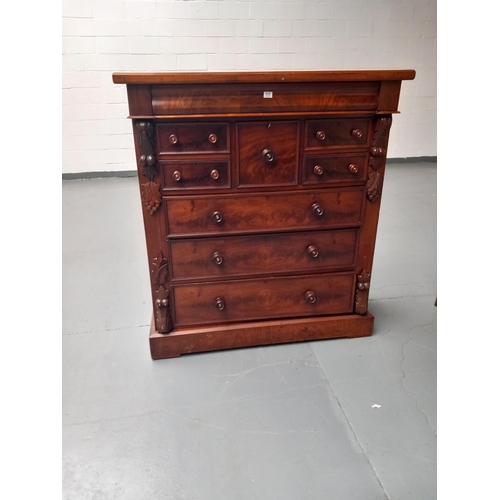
166 188 365 236
151 82 380 115
170 229 358 280
172 273 355 327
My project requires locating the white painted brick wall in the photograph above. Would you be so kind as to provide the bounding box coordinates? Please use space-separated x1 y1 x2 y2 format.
62 0 437 174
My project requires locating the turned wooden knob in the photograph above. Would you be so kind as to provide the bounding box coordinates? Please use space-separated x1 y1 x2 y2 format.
305 291 317 304
172 170 182 181
215 297 225 311
315 130 326 141
311 203 324 217
351 129 363 138
307 245 319 259
262 149 275 163
348 163 359 174
169 134 178 144
208 133 218 144
210 169 220 180
212 252 223 265
212 211 223 224
313 165 324 176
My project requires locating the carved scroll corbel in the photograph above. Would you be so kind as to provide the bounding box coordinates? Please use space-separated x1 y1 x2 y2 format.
137 121 162 215
140 182 162 215
151 252 172 333
369 115 392 172
354 270 371 315
366 171 382 203
366 115 392 203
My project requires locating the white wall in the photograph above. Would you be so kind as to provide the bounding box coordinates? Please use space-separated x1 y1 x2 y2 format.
62 0 437 174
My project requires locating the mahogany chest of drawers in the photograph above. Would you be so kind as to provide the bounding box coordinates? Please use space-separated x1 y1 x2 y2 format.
112 70 415 359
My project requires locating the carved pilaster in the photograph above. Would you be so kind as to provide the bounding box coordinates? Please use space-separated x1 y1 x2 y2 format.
366 115 392 203
151 252 172 333
354 270 371 315
137 121 162 215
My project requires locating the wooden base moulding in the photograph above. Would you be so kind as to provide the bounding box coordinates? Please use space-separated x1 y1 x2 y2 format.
149 313 374 359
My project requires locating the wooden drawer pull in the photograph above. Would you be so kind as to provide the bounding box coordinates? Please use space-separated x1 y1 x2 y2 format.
351 129 363 138
169 134 178 144
262 149 275 163
348 163 359 174
212 252 223 265
313 165 323 176
311 203 324 217
212 211 223 224
304 291 317 304
210 169 220 180
215 297 225 311
307 245 319 259
172 170 182 182
315 130 326 141
208 133 218 144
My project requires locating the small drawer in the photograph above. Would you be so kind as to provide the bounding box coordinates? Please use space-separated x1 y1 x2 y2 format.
305 118 370 150
172 273 355 327
157 122 229 154
170 229 359 280
303 153 368 185
166 188 365 237
236 121 299 187
161 160 230 191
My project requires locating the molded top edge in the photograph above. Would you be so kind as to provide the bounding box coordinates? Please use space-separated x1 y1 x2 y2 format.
112 70 416 85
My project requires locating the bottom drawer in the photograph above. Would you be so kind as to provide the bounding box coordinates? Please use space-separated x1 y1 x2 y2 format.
172 273 355 327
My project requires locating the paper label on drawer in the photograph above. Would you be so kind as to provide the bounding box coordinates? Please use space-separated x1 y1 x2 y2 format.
263 91 273 98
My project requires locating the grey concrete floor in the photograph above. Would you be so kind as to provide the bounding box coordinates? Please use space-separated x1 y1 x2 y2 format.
62 162 437 500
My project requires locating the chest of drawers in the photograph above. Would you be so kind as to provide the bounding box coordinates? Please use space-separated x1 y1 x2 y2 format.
112 70 415 359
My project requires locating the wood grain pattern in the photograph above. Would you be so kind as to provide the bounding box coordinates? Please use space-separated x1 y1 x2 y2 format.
166 188 365 237
172 273 355 327
237 121 299 187
157 122 229 154
303 152 368 185
151 82 380 114
161 160 230 191
169 228 359 280
305 118 371 149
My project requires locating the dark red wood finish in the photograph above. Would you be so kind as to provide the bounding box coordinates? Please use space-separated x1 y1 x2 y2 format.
303 153 368 185
172 273 355 327
165 188 365 237
236 121 299 187
169 228 359 280
160 160 230 191
113 70 415 359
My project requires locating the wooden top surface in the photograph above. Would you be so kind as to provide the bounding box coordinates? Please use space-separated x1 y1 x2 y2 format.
112 69 416 85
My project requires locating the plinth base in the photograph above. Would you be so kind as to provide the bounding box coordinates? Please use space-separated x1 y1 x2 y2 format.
149 313 374 360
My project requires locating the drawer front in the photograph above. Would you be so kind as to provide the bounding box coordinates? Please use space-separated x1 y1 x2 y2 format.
166 188 365 236
237 121 299 187
303 153 368 185
305 118 370 149
157 122 229 154
170 229 359 280
151 82 380 115
161 160 230 191
173 273 355 327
